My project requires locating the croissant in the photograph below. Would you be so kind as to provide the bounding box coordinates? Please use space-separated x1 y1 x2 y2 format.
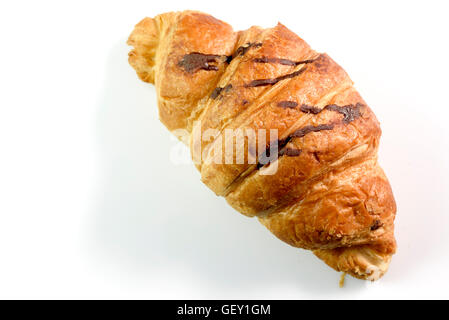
127 10 397 281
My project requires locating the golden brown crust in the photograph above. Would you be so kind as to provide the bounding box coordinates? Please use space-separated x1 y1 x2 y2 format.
127 10 397 281
258 159 396 248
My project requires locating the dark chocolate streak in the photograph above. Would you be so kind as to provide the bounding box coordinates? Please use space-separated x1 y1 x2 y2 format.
299 104 321 114
277 101 298 109
300 102 364 123
279 148 302 157
326 104 363 124
256 137 294 169
179 42 263 73
291 123 335 138
178 52 224 73
289 103 363 138
234 42 263 57
253 57 316 66
210 87 222 99
224 43 263 64
210 84 232 99
370 220 383 231
245 68 307 87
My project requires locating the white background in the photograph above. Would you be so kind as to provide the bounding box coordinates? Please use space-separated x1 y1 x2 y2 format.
0 0 448 299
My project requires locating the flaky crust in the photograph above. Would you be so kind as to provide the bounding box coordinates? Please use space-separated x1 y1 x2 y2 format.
127 10 397 281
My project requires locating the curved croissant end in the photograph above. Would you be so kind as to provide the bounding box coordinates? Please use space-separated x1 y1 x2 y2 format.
127 11 397 281
127 17 160 84
314 244 394 281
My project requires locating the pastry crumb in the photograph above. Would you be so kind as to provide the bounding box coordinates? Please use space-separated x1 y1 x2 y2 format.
339 272 347 288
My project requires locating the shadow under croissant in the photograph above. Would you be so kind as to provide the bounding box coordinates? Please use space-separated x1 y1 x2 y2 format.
88 41 372 296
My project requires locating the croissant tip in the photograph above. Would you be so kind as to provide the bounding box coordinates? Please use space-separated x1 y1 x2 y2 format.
314 245 392 281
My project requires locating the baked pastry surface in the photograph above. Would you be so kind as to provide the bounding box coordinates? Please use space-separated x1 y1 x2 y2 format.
127 10 397 280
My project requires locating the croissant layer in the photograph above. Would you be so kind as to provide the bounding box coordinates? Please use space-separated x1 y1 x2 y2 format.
127 10 397 281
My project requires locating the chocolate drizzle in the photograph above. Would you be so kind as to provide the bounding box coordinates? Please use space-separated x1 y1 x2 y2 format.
300 104 322 114
234 42 263 57
210 87 223 99
180 43 263 73
325 103 363 124
253 57 316 66
277 101 298 109
300 102 364 123
178 52 224 73
291 124 335 138
223 43 263 64
370 220 383 231
279 148 302 157
245 68 307 87
290 103 364 138
256 137 294 169
210 84 232 99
